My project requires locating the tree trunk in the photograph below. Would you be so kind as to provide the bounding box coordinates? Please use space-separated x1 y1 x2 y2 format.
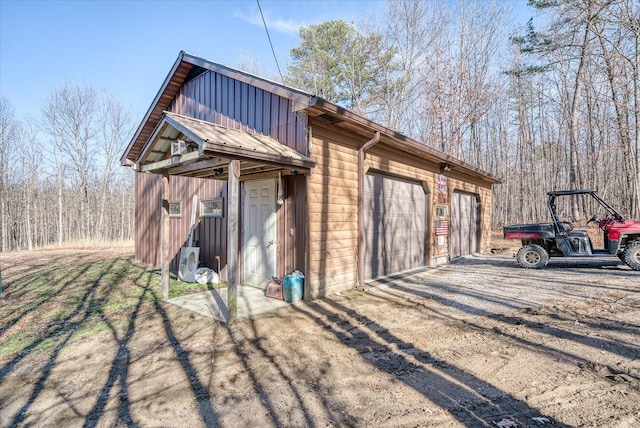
568 9 592 219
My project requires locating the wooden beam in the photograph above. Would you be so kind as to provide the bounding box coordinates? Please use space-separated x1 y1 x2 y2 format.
226 159 240 323
161 171 170 300
140 151 202 173
203 143 315 169
238 169 282 182
168 156 227 175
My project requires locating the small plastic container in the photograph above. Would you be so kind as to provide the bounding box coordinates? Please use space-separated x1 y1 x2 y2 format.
283 275 303 303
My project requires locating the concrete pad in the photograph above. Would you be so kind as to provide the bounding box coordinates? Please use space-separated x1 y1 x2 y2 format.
167 286 290 322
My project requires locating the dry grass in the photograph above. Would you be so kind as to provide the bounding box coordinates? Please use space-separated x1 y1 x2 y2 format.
0 247 214 364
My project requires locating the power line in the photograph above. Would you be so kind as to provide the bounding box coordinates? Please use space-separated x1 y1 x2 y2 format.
256 0 307 131
256 0 286 85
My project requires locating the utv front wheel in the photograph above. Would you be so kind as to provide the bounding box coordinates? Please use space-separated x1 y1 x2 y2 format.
622 241 640 271
516 244 549 269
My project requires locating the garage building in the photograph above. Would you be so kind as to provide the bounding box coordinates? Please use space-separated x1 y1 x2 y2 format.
121 51 501 302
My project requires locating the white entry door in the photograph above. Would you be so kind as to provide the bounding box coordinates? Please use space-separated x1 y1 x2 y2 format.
243 178 277 287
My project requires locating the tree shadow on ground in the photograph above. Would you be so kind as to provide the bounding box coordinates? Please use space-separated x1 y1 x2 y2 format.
1 254 222 427
2 256 127 426
149 290 220 426
290 298 567 426
2 251 636 427
371 273 640 382
451 254 632 274
83 268 152 428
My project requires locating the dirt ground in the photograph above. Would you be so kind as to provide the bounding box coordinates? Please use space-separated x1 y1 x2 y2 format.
1 246 639 427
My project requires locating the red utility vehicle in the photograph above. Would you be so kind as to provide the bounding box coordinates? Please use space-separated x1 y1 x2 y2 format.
503 190 640 270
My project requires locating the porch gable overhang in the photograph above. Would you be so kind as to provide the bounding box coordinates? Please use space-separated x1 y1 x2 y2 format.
120 50 314 167
135 112 315 178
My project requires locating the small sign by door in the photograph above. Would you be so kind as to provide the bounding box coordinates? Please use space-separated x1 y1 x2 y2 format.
437 174 447 193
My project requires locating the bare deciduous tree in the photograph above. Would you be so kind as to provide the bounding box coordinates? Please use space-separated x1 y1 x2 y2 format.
16 119 41 251
97 94 133 241
41 82 98 241
0 98 19 252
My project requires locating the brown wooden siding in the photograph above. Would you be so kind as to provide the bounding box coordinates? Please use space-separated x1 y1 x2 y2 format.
135 172 227 275
306 121 360 298
304 120 494 296
169 70 308 155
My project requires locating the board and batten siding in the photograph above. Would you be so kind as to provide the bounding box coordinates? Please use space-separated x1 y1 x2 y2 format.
306 122 360 298
168 70 308 155
135 171 306 282
135 172 227 274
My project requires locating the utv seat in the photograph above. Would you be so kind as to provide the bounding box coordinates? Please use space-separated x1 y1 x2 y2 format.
567 230 589 238
556 221 588 237
556 222 593 255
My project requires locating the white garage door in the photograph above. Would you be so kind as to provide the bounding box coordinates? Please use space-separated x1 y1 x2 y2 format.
451 191 479 259
364 173 427 279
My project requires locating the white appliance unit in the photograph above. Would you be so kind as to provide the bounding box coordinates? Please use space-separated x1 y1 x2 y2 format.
171 139 188 157
178 246 200 282
178 195 199 282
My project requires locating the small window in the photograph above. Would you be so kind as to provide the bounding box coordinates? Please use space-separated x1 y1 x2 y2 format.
435 206 448 218
169 201 182 218
201 198 224 218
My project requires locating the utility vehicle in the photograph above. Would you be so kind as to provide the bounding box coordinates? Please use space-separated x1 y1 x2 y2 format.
503 190 640 270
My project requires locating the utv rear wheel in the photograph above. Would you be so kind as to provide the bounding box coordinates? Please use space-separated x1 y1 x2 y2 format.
622 241 640 271
516 244 549 269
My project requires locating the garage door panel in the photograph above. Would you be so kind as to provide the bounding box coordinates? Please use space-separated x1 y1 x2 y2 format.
451 191 479 259
364 173 427 279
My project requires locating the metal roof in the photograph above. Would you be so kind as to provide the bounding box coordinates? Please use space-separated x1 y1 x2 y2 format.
136 112 314 178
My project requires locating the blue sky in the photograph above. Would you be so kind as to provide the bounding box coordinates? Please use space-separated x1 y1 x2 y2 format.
1 0 532 121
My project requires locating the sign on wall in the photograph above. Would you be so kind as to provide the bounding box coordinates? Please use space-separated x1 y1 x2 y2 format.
200 198 224 217
437 174 447 193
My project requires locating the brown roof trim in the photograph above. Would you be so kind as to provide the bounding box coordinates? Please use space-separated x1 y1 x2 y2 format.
307 98 502 184
121 52 192 166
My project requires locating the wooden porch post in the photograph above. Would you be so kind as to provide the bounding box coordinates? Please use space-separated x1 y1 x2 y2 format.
226 160 240 323
161 170 170 300
357 132 380 287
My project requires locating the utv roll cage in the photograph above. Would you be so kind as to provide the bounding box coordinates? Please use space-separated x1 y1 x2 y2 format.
547 190 625 236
